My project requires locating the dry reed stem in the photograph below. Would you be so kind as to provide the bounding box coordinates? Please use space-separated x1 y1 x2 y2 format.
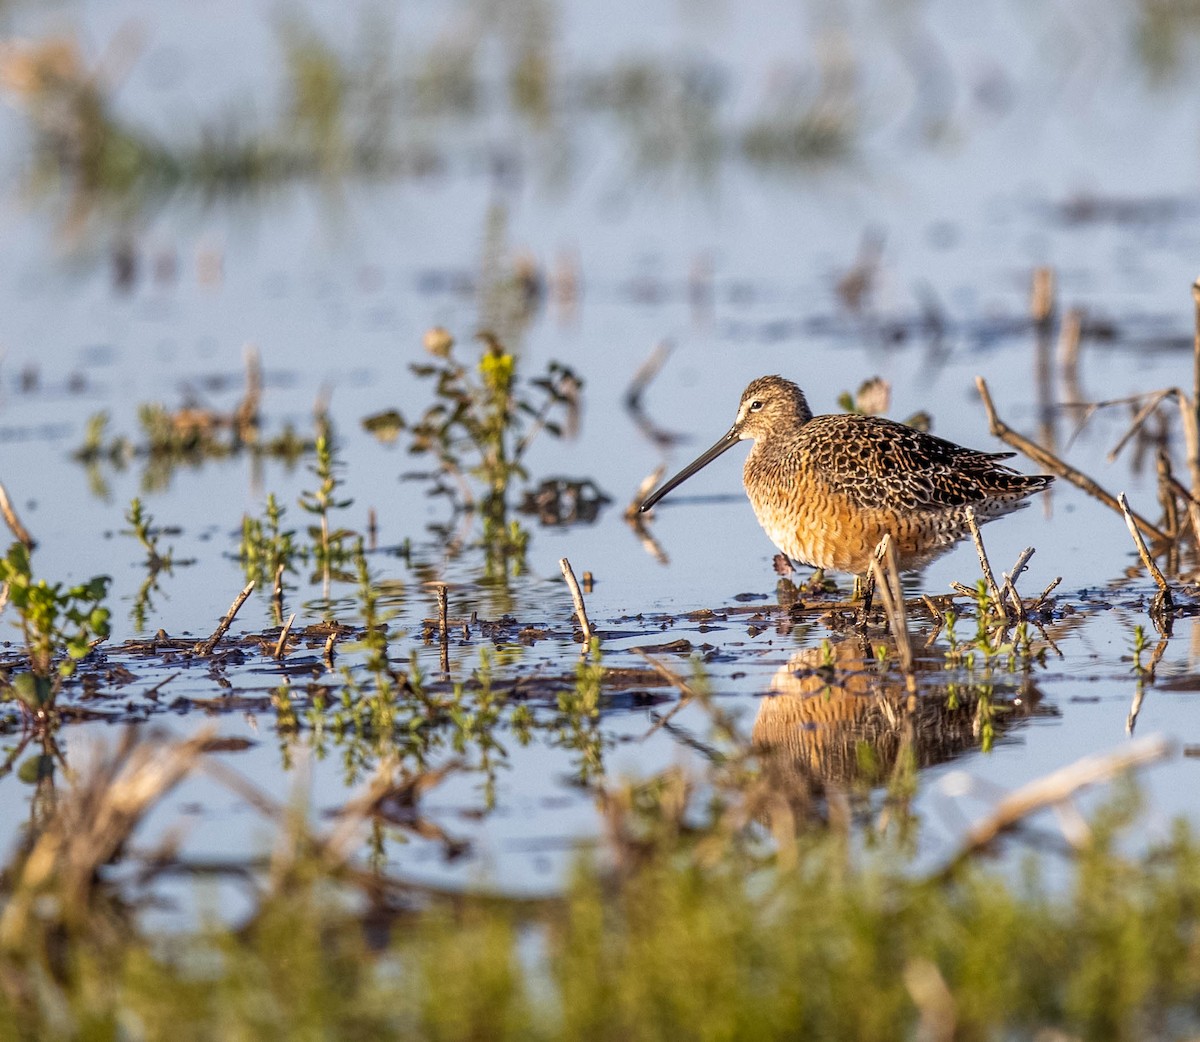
1157 450 1180 540
965 508 1003 608
559 556 594 647
1029 576 1062 612
435 583 448 636
1118 492 1174 633
1107 387 1176 463
1031 266 1056 326
1166 475 1200 545
0 727 216 945
937 735 1172 878
1001 546 1036 622
904 958 958 1042
431 583 450 674
1118 492 1172 599
1057 305 1082 377
921 595 943 626
193 581 255 655
0 481 34 549
976 376 1169 544
233 342 262 442
868 535 914 683
273 612 296 659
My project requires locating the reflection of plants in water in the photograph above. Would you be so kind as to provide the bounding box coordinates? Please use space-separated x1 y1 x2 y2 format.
0 541 110 717
266 546 608 794
366 327 583 580
553 640 606 782
122 497 193 632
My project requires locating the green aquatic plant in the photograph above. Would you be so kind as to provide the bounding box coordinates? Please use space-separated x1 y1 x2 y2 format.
0 541 110 714
123 497 174 572
364 327 583 579
238 425 361 606
298 423 358 582
121 498 192 631
240 493 300 594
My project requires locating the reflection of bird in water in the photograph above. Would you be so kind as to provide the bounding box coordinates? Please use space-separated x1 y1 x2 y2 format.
640 376 1052 580
751 640 1040 807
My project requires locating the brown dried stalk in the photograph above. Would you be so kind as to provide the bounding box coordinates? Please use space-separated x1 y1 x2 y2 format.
976 376 1169 544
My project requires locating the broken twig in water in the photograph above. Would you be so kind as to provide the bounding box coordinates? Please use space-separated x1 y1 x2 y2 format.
429 582 450 675
273 612 296 659
1118 491 1175 628
976 376 1169 544
559 557 594 647
194 581 255 655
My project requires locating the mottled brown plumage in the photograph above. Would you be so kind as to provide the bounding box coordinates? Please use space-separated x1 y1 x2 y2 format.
640 375 1052 575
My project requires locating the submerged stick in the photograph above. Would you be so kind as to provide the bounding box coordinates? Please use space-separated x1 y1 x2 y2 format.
976 376 1169 544
432 583 450 675
559 557 594 647
1118 492 1172 596
194 581 255 655
1118 492 1174 627
273 612 296 659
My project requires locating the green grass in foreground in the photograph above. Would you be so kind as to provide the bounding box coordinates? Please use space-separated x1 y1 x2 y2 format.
2 770 1200 1042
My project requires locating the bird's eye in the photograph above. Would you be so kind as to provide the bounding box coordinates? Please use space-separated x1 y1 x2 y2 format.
749 400 764 411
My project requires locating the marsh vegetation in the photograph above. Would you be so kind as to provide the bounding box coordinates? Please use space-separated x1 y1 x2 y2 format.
2 0 1200 1038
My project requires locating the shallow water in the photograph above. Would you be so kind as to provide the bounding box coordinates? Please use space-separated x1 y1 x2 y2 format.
2 0 1200 919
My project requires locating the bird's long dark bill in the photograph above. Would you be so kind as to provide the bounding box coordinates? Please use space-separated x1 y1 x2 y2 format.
639 430 741 512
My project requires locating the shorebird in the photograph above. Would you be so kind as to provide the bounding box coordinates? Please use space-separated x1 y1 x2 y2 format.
639 375 1052 579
